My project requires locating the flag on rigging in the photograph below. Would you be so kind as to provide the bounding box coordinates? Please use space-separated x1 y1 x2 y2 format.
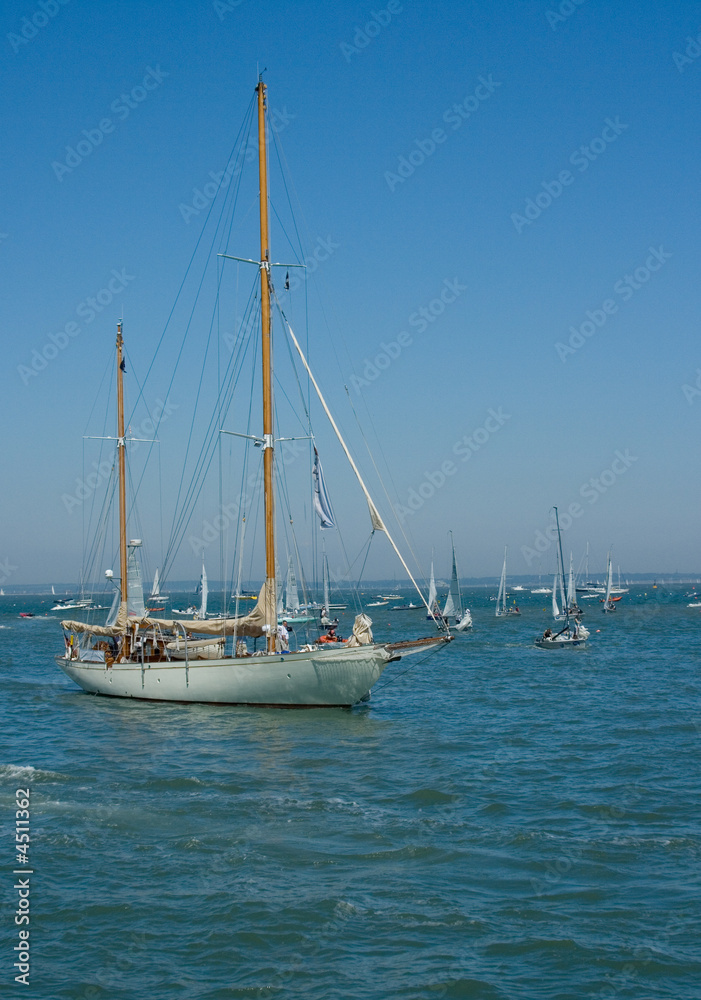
312 448 336 529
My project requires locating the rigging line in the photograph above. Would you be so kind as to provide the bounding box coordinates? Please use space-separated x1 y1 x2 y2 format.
343 386 429 591
373 642 448 692
355 532 375 590
268 122 356 401
159 331 256 584
269 200 303 266
222 329 257 604
82 360 115 567
125 93 256 426
161 291 258 570
275 299 312 427
272 291 438 623
269 123 307 262
126 99 256 529
160 282 259 577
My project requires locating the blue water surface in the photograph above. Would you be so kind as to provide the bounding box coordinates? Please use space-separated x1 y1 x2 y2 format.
1 587 699 999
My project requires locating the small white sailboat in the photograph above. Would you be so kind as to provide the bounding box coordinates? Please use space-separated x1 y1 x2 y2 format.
441 534 472 630
536 508 589 649
147 567 169 605
495 547 520 617
602 551 616 612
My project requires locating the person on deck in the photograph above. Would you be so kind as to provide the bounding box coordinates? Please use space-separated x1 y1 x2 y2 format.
277 620 290 651
318 625 342 644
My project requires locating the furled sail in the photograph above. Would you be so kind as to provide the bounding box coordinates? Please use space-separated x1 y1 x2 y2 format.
285 555 300 612
62 584 275 638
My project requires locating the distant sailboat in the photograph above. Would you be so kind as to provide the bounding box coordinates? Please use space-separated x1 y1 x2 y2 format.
442 534 472 630
495 547 520 617
280 555 314 624
536 509 589 648
148 567 169 604
602 551 616 612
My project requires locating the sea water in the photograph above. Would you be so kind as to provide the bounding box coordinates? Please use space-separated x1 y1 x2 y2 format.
1 588 699 999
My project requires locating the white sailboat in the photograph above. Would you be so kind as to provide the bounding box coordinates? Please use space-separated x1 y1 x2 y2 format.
280 555 314 624
536 508 589 648
147 568 169 605
495 547 520 617
602 551 616 612
441 535 472 630
55 79 451 707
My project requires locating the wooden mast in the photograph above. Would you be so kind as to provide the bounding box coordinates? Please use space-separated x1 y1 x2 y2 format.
256 78 276 650
116 323 128 607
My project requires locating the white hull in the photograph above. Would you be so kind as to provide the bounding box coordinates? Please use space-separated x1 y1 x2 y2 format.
535 636 586 649
56 643 396 707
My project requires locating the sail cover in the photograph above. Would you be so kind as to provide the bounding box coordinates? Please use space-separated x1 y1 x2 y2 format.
312 448 336 528
62 583 276 638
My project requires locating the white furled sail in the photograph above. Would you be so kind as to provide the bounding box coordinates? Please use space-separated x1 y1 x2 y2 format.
198 560 208 619
286 555 300 612
566 554 576 607
312 448 336 529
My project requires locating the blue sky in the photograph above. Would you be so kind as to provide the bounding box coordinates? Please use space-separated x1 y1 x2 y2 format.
1 0 700 588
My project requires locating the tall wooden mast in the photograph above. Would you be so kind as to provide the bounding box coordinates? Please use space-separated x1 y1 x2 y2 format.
256 78 276 649
116 322 128 604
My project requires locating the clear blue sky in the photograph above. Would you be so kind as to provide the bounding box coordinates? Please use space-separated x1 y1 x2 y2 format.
1 0 699 588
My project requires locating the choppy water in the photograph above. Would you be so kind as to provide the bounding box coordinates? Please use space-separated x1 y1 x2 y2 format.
1 587 700 999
